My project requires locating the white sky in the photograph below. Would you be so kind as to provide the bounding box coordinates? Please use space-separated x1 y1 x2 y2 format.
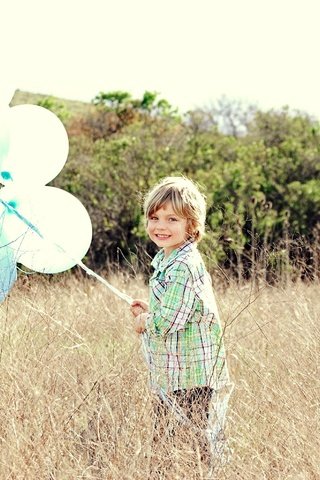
2 0 320 118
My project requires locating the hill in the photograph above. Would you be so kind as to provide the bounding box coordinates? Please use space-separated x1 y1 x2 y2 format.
10 89 95 117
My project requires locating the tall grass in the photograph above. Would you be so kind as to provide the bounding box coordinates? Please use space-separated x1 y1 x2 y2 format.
0 273 319 479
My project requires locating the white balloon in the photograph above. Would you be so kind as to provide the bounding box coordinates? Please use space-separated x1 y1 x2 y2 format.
1 105 69 186
0 107 10 169
0 186 29 249
0 185 92 273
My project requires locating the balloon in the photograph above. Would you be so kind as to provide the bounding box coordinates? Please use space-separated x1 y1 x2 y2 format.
1 105 69 186
0 185 40 247
0 186 92 273
0 99 96 299
0 108 10 169
0 233 17 301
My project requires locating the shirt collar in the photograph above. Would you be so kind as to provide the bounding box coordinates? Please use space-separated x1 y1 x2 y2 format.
151 240 195 272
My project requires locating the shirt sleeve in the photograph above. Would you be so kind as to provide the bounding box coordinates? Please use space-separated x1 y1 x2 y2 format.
147 263 197 337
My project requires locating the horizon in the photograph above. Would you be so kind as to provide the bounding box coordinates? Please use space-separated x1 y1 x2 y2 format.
11 87 320 121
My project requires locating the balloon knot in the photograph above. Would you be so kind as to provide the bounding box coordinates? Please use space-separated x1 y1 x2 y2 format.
7 200 17 209
1 171 12 180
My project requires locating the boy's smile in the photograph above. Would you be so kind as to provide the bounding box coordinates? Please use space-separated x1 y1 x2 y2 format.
147 201 188 257
155 234 170 239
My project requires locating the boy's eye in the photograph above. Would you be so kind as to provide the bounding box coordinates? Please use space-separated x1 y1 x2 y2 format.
149 216 158 220
169 217 178 222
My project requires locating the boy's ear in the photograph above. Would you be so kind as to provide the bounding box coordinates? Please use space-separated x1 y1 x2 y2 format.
186 219 197 239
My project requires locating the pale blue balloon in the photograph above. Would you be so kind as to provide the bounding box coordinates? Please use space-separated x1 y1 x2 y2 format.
0 231 17 301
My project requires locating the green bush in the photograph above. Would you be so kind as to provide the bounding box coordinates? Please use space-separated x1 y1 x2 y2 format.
50 97 320 281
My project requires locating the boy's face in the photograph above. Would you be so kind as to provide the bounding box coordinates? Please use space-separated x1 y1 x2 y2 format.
147 201 188 257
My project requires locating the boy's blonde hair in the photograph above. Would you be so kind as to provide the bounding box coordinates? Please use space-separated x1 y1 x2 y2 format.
144 176 207 242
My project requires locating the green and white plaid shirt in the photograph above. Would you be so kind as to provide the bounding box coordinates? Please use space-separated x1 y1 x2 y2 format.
145 240 230 393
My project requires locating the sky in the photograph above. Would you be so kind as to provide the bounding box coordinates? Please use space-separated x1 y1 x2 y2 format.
2 0 320 119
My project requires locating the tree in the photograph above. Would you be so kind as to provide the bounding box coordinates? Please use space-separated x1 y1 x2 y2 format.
93 90 179 118
93 91 132 110
203 95 257 136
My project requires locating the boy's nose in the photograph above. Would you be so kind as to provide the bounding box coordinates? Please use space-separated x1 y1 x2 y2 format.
156 221 166 229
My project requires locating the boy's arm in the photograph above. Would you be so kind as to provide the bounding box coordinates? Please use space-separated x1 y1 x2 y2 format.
134 312 148 334
130 299 149 334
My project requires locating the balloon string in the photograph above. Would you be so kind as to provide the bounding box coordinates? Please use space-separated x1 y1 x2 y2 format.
0 198 44 237
77 260 133 304
0 198 133 305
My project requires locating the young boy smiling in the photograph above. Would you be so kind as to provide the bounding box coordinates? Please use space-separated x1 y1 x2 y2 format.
131 176 231 470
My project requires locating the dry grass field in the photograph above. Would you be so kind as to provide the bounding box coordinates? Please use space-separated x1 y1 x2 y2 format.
0 272 319 479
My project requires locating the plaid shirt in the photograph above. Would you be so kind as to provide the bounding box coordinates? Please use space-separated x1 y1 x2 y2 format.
144 241 230 393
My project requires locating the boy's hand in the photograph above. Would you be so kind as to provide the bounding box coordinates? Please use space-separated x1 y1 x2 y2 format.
130 299 149 317
134 313 148 334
